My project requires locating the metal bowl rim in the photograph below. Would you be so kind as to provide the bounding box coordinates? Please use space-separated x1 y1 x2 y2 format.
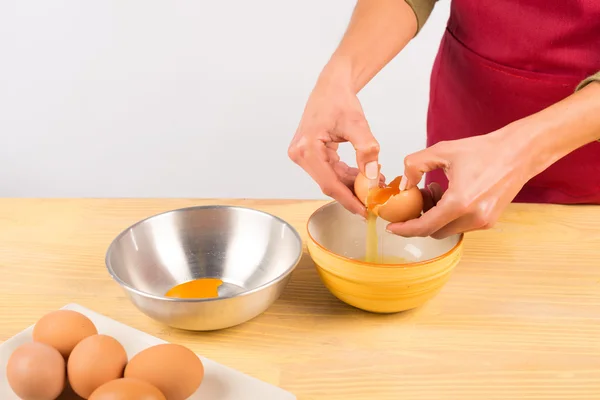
306 201 464 269
105 204 303 303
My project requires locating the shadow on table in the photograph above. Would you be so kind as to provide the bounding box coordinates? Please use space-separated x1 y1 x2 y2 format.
276 252 419 322
56 382 84 400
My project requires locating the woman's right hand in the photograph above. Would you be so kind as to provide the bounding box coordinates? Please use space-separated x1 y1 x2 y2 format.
288 68 381 218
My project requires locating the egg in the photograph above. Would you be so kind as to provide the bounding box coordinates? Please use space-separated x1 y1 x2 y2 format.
354 163 383 204
33 310 98 359
88 378 166 400
124 344 204 400
6 342 66 400
354 168 423 223
67 334 128 399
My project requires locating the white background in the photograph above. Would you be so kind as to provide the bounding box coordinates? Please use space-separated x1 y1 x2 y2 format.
0 0 450 198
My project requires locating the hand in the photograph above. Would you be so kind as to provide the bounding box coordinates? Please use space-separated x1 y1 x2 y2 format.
387 128 535 239
388 82 600 239
288 71 382 217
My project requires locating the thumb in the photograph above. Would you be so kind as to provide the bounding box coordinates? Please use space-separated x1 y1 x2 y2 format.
400 146 448 190
344 121 380 180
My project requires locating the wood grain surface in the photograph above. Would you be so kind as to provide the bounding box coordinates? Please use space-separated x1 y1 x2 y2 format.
1 199 599 400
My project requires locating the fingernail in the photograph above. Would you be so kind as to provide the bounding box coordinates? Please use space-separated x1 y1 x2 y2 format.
365 161 378 180
399 175 408 191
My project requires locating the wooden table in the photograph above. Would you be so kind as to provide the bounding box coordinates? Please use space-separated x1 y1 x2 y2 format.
1 199 600 400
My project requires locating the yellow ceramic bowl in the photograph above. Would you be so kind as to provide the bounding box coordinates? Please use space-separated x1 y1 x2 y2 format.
306 202 464 313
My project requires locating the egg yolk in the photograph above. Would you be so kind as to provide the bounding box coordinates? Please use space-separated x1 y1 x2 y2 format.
165 278 223 299
366 176 402 211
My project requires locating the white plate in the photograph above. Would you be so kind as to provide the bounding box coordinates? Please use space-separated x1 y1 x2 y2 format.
0 303 296 400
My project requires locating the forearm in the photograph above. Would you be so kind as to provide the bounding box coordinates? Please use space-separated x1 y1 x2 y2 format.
319 0 418 93
508 82 600 178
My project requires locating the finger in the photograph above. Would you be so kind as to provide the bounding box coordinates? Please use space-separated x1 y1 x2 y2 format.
333 162 385 191
325 145 341 165
420 187 435 213
312 164 367 217
298 143 367 217
333 162 359 188
325 145 359 188
337 118 380 180
325 141 340 155
325 141 339 150
419 182 444 213
429 213 494 239
401 146 449 191
429 218 480 239
428 182 444 204
386 193 462 237
430 200 497 239
325 141 385 188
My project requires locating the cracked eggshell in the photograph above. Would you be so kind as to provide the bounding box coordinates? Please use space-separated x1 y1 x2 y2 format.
353 164 382 205
372 184 423 223
355 171 423 223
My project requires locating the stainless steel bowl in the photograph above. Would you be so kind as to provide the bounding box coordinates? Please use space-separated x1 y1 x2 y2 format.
105 205 303 331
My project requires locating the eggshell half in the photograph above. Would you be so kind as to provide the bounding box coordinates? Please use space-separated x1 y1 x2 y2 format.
88 378 166 400
32 310 98 359
353 164 382 204
370 176 423 223
124 343 204 400
6 342 66 400
355 169 423 223
372 189 423 223
67 334 128 399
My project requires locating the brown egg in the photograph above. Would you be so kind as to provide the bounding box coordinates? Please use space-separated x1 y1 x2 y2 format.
124 344 204 400
67 334 128 399
88 378 166 400
355 169 423 223
33 310 98 359
6 342 66 400
353 163 383 204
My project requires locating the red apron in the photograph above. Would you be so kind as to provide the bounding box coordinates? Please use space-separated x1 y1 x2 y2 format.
425 0 600 204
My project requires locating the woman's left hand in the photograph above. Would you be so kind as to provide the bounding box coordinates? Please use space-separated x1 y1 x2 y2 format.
387 126 537 239
387 82 600 239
